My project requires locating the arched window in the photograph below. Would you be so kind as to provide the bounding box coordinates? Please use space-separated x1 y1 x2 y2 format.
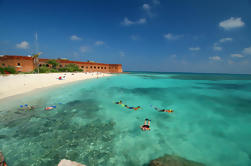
94 66 96 69
81 66 84 68
101 67 103 69
90 66 92 68
17 63 21 66
39 64 42 67
98 67 100 69
46 64 49 67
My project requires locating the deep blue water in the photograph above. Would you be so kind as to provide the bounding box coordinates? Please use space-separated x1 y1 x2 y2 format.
0 72 251 166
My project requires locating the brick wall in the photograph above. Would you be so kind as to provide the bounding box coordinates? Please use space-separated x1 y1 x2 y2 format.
0 56 34 72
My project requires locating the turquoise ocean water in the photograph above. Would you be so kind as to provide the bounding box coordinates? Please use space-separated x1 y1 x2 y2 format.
0 72 251 166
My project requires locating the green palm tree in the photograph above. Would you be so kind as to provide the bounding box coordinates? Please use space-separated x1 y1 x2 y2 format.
33 52 42 73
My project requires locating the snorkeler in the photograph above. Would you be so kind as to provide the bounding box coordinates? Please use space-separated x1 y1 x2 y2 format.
151 105 173 113
115 100 122 104
19 104 35 111
133 106 141 110
140 119 151 131
45 106 56 110
159 109 174 113
125 105 141 110
0 152 7 166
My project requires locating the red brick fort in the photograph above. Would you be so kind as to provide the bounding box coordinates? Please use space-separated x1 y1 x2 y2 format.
0 55 123 73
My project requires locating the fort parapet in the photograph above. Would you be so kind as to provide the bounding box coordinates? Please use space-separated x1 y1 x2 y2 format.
0 55 122 73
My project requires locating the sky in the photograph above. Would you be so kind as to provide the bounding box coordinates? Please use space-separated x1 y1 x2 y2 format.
0 0 251 74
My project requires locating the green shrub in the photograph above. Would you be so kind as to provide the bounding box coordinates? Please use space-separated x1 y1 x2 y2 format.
47 60 59 69
58 64 81 72
58 68 67 72
64 64 77 72
0 67 4 74
33 63 82 73
3 66 17 74
34 66 51 73
50 68 58 73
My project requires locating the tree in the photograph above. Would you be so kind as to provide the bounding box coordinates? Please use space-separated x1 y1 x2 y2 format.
33 52 42 73
61 64 82 72
47 59 59 69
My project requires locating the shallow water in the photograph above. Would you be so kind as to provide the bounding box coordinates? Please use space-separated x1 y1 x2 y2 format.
0 72 251 166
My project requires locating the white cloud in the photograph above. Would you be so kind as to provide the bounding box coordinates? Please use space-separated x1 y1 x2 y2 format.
143 4 151 11
219 17 245 30
164 33 183 40
138 18 146 24
242 46 251 55
16 41 29 49
189 47 200 51
209 56 221 61
121 17 146 26
120 51 125 57
153 0 160 5
80 46 89 53
70 35 82 41
231 54 244 58
95 41 104 46
142 4 153 17
130 35 139 40
219 38 232 43
213 45 222 51
121 17 133 26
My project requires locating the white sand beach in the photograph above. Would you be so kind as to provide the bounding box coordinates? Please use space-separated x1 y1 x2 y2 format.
0 72 111 100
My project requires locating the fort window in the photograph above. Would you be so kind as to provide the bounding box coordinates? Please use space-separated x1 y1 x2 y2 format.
2 63 5 66
101 67 103 69
39 64 42 67
104 67 106 69
81 66 84 68
17 63 21 66
46 64 49 67
90 66 92 68
94 66 96 69
98 67 100 69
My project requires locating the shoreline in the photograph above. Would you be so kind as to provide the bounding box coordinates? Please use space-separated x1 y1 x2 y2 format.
0 72 112 101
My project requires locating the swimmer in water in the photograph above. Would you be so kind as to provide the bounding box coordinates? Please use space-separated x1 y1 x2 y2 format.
125 105 141 110
151 105 173 113
140 119 151 131
115 101 122 104
159 109 173 113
